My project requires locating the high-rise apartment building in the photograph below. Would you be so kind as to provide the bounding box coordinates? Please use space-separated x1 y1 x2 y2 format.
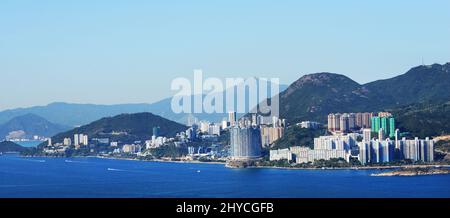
378 128 385 141
389 117 395 138
153 127 160 138
328 113 358 133
372 116 396 138
327 113 342 132
363 129 372 141
359 137 434 165
230 126 262 160
398 137 434 162
74 134 79 146
63 138 72 146
354 112 373 129
228 111 237 127
358 139 394 164
371 116 381 133
260 126 285 147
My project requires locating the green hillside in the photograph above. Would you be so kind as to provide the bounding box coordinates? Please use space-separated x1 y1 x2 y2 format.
47 112 188 146
277 63 450 124
0 141 30 153
391 101 450 138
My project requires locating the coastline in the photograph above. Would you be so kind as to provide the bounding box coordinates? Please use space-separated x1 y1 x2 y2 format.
247 164 450 171
93 155 227 165
371 167 450 177
15 154 450 171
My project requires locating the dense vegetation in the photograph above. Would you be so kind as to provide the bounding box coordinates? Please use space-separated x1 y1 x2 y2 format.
434 140 450 162
258 158 360 168
392 101 450 138
278 73 376 123
275 63 450 124
150 145 188 159
46 112 188 146
435 140 450 153
0 141 31 153
365 63 450 106
272 126 327 149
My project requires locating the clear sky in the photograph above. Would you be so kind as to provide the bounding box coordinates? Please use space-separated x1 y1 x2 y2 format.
1 0 449 110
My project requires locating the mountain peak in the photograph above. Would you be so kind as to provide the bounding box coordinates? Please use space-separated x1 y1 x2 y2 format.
5 113 53 125
0 113 70 140
410 63 450 72
293 72 358 86
49 112 188 145
284 72 360 97
47 102 69 106
278 62 450 123
12 113 45 120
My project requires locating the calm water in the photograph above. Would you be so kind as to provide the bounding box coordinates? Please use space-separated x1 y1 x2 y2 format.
0 154 449 198
14 141 42 147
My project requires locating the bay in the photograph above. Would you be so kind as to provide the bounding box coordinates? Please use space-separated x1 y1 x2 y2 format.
0 154 449 198
14 141 42 147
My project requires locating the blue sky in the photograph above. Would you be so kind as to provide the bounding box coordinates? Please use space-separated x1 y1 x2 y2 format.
1 0 449 110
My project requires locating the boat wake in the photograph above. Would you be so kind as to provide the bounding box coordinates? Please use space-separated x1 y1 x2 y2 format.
23 159 46 163
107 168 126 172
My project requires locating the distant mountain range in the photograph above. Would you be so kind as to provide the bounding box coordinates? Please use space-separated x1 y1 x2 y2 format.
0 114 70 140
48 112 188 145
1 63 449 139
0 81 288 127
277 63 450 124
0 103 157 127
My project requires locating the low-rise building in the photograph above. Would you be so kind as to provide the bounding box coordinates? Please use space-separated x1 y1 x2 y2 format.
122 144 142 154
269 148 293 162
296 121 321 129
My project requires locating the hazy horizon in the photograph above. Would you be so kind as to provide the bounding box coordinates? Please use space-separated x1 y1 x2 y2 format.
1 0 449 110
1 61 448 112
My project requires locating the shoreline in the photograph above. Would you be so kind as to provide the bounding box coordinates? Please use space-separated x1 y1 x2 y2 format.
12 154 450 171
94 155 227 165
247 164 450 171
371 167 450 177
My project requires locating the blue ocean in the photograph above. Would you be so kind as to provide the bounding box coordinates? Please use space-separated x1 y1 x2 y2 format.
0 154 449 198
14 141 42 147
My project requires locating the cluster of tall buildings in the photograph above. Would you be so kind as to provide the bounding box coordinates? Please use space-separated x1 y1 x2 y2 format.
358 129 434 164
198 121 221 136
271 134 358 164
399 138 434 162
147 126 171 148
48 134 89 149
260 126 285 147
358 139 395 164
227 111 285 159
271 132 435 165
327 113 357 133
75 134 89 146
327 112 392 133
